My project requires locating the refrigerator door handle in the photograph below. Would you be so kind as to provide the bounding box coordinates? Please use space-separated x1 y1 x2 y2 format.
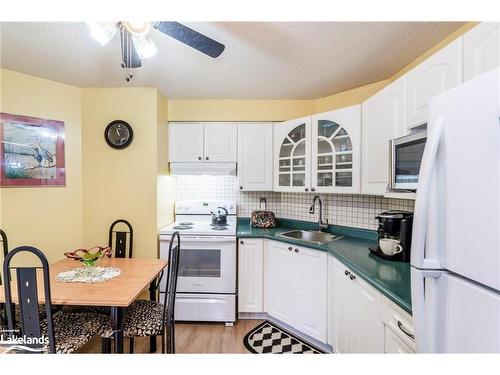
411 267 442 353
411 115 445 269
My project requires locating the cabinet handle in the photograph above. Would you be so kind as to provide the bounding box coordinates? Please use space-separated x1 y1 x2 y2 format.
344 270 350 276
294 248 299 253
311 188 316 192
288 247 293 251
205 156 209 160
198 156 202 160
397 320 415 340
349 274 356 281
305 188 309 192
240 241 244 245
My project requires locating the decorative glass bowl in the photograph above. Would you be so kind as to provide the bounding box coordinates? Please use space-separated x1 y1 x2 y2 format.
64 246 112 267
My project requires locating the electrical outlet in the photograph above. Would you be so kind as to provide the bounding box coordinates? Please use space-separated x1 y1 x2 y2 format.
260 197 267 210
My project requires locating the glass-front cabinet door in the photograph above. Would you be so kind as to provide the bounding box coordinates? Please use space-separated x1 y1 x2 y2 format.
273 117 312 192
311 105 361 193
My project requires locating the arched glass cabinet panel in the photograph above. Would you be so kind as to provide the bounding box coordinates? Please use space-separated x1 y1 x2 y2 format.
278 123 307 188
316 120 353 188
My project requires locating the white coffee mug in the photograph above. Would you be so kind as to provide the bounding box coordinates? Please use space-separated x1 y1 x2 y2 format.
379 238 403 256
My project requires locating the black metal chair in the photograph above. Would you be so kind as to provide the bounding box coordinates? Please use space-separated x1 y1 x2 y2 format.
100 231 181 353
0 229 9 328
2 246 109 353
0 231 52 331
109 219 133 259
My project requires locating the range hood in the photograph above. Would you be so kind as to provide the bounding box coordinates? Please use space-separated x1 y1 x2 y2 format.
169 162 237 176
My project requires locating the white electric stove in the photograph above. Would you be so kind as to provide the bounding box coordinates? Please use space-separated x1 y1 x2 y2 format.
159 200 237 325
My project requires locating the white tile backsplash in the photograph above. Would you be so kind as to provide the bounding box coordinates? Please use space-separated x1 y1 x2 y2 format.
175 176 414 230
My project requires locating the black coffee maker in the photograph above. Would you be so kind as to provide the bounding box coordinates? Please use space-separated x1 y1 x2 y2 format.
369 210 413 262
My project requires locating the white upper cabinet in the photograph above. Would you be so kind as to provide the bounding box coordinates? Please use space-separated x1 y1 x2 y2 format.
312 105 361 193
407 38 463 128
273 107 361 194
361 76 407 195
237 123 273 191
204 123 237 162
273 117 312 192
169 122 237 163
168 122 205 162
463 23 500 82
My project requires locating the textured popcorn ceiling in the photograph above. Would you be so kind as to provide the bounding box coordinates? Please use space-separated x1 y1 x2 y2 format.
0 21 464 99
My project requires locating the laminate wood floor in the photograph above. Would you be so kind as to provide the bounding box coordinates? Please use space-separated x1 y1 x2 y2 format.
81 319 264 354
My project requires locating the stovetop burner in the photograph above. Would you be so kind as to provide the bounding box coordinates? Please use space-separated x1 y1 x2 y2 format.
179 222 194 226
173 225 193 230
210 223 228 227
211 226 228 231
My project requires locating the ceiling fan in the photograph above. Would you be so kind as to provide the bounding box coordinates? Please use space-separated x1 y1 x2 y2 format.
87 21 225 79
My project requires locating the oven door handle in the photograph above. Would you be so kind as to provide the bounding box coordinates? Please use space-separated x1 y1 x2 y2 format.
173 236 235 243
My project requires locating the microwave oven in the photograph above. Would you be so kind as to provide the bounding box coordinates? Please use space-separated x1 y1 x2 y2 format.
389 130 427 190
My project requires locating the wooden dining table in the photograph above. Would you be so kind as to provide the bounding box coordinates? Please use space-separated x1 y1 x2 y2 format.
0 257 167 354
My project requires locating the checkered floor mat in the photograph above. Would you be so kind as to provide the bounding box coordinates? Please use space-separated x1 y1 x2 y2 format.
243 321 326 354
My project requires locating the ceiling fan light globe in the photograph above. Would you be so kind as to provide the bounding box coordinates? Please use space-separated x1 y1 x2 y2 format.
132 35 157 59
124 21 151 37
87 22 117 46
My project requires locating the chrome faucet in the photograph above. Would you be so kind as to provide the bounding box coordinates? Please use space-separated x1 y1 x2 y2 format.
309 195 329 232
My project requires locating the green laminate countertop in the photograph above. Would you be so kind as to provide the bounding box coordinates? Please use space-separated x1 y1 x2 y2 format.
237 218 412 314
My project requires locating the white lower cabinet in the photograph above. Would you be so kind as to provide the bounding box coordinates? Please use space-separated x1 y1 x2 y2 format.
331 256 384 353
384 327 414 353
296 245 328 341
238 239 264 313
264 240 327 342
382 296 416 353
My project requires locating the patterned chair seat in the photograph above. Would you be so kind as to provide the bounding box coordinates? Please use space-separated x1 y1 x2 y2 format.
0 304 51 330
40 312 111 354
100 300 165 338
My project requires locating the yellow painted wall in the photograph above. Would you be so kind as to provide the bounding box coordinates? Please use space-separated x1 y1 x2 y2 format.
0 68 83 263
81 87 169 259
168 99 315 122
156 90 175 235
314 80 391 113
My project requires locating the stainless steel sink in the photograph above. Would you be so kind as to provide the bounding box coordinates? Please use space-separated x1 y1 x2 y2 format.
278 230 343 245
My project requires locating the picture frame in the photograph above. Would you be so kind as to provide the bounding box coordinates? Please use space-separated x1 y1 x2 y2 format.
0 112 66 187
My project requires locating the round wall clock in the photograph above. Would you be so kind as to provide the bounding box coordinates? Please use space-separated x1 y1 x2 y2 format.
104 120 134 149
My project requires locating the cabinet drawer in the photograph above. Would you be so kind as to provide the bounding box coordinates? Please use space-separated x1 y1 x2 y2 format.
384 327 415 353
382 297 416 351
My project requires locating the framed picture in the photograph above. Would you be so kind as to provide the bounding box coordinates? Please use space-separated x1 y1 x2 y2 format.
0 113 66 187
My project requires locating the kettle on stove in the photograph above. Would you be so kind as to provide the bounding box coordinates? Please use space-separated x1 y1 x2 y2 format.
210 207 228 225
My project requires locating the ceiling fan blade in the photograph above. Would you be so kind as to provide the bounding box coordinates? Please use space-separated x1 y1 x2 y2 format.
120 28 142 68
153 22 225 58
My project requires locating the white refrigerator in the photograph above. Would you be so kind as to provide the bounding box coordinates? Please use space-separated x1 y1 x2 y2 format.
411 67 500 353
